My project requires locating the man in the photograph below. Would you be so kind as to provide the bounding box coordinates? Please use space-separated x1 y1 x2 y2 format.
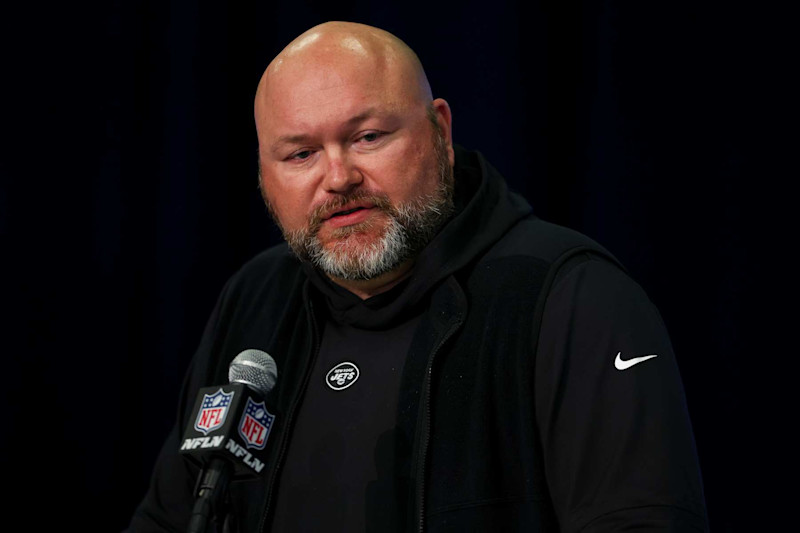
128 22 708 532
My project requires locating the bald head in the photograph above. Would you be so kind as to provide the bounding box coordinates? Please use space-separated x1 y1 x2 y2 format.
254 22 433 136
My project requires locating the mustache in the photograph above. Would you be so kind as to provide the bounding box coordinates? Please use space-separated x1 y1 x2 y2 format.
307 190 394 229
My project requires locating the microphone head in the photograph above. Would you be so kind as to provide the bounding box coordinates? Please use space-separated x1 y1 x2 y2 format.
228 349 278 397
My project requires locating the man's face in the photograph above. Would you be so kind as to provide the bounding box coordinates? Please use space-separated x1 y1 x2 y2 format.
256 50 455 281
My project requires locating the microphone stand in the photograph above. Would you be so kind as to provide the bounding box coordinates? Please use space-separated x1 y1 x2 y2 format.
187 457 233 533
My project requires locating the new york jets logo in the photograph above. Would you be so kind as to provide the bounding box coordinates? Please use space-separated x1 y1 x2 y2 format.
326 361 360 391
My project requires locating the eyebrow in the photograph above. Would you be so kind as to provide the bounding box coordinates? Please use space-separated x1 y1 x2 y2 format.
270 134 312 154
269 107 392 154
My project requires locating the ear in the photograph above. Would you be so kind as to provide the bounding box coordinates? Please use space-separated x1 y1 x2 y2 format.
431 98 455 167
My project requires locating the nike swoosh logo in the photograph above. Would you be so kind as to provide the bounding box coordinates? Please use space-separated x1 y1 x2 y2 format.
614 351 658 370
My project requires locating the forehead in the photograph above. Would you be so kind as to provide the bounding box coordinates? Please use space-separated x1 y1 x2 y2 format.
256 43 422 137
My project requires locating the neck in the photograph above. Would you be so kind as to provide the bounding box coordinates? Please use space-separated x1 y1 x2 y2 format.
328 260 414 300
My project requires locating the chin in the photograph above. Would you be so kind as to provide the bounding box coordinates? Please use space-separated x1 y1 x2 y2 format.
322 224 387 254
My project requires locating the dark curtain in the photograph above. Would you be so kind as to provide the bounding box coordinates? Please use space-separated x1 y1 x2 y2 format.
2 1 793 531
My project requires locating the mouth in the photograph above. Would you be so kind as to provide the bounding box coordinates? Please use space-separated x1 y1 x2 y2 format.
317 201 380 229
321 201 377 221
330 206 365 218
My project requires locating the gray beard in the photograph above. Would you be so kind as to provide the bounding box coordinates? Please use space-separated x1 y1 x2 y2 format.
285 179 453 281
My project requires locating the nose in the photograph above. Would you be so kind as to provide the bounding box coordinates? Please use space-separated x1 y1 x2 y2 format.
321 148 362 193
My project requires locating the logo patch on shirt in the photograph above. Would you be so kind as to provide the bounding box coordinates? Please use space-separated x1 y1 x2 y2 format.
326 361 360 391
614 351 659 370
194 388 234 435
238 396 275 450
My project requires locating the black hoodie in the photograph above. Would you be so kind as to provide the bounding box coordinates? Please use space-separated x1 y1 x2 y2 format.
127 147 708 532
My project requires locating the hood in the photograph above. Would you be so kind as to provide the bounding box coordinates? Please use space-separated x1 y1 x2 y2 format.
304 145 533 329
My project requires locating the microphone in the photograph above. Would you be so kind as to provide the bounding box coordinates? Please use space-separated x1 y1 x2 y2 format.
180 349 278 533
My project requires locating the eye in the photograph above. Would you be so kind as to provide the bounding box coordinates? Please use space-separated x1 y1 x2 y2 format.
356 131 383 143
288 149 313 161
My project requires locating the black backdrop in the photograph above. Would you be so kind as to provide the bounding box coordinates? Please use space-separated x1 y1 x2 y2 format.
2 1 795 531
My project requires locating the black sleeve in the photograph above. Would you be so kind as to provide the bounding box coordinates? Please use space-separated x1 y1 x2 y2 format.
124 425 198 533
534 255 708 532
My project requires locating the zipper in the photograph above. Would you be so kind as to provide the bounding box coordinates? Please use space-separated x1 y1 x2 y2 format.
258 298 321 533
416 316 462 533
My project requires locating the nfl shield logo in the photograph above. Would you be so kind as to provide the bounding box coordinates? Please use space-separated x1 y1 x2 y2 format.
238 397 275 450
194 388 234 435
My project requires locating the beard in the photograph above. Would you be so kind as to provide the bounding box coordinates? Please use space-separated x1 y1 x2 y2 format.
271 129 455 281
